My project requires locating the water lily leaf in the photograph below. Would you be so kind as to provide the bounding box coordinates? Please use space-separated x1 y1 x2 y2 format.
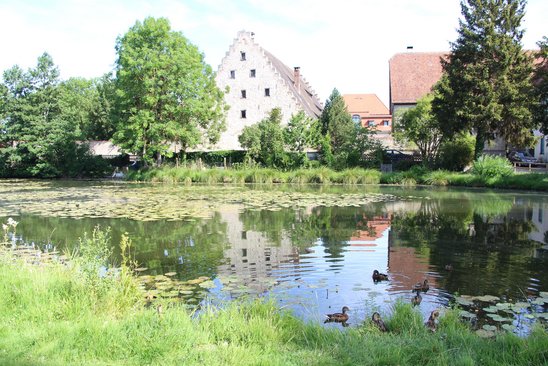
475 295 499 302
482 325 497 332
487 314 509 322
134 267 148 272
524 314 535 319
531 298 546 305
535 313 548 319
459 310 477 319
501 324 516 332
456 297 474 307
483 306 498 313
539 292 548 298
164 272 177 277
476 329 495 338
495 303 511 309
512 302 530 310
198 280 216 289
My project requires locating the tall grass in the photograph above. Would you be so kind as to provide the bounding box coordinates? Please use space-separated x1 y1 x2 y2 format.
1 229 547 365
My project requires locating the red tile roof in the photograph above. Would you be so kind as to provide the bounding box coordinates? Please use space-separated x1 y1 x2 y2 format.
343 94 390 116
389 52 447 108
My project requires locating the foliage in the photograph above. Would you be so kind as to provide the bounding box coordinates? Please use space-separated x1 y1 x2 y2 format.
437 132 475 171
534 36 548 133
432 0 536 159
284 110 321 153
471 155 514 178
113 17 227 166
0 53 110 178
393 94 443 166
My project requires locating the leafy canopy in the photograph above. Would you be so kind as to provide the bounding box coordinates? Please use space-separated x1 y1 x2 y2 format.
432 0 536 159
113 17 227 165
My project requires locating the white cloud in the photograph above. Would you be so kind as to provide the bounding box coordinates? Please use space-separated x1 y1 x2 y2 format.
1 0 545 107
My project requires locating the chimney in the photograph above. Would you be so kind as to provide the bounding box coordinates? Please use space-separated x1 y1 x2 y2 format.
407 46 414 50
294 66 301 92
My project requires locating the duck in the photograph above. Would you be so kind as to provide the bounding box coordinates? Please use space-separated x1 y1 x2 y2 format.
425 309 440 332
324 306 350 323
371 312 388 332
372 270 389 282
413 279 429 292
411 291 422 306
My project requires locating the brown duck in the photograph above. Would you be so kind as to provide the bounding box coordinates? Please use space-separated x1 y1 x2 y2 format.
425 310 440 332
411 291 422 306
372 270 389 282
372 312 388 332
413 279 429 292
325 306 350 323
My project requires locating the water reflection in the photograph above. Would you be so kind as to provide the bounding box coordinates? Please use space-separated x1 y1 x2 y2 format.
3 185 548 332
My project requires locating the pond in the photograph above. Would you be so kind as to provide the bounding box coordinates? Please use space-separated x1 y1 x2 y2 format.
2 180 547 335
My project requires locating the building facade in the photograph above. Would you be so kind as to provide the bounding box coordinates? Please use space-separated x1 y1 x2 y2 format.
343 94 395 148
213 31 323 151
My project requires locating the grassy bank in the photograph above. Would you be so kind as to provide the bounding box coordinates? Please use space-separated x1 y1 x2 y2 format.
1 244 547 365
127 166 548 191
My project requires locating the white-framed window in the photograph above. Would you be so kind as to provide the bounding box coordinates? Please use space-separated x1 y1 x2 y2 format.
352 114 361 124
367 120 375 127
382 120 390 126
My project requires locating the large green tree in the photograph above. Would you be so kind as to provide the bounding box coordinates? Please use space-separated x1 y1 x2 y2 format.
113 17 226 165
432 0 536 159
394 94 443 166
0 53 96 177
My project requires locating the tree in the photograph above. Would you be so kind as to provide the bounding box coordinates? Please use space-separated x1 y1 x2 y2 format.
432 0 536 159
284 111 320 153
533 36 548 133
393 94 443 166
113 17 226 165
320 89 355 157
239 108 286 168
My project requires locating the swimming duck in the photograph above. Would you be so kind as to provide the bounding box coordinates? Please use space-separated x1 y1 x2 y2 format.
372 312 388 332
411 291 422 306
325 306 350 323
372 270 389 282
425 310 440 332
413 279 429 292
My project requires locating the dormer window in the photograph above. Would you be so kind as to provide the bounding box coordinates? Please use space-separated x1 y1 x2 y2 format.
240 51 246 61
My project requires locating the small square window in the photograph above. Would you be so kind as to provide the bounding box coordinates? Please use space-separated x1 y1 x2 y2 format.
240 51 246 61
367 120 375 127
250 69 256 77
382 120 390 126
241 110 247 118
230 70 235 79
241 90 246 98
264 88 270 97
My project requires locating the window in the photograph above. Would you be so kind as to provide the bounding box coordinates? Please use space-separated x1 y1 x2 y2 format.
230 70 235 79
542 137 545 155
352 114 361 124
241 248 247 257
240 51 246 61
241 90 246 99
241 231 247 239
264 88 270 97
367 120 375 127
241 110 247 118
382 120 390 126
250 69 256 77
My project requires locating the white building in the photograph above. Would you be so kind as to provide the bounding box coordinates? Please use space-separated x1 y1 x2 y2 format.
213 31 323 151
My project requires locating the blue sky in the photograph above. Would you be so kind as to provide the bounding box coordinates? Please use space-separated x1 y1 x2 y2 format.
1 0 546 106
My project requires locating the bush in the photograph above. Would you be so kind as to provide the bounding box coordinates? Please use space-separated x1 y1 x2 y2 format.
438 133 475 171
471 155 514 178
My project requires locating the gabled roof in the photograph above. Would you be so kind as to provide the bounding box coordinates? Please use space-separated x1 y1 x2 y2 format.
343 94 390 116
263 49 323 118
389 52 446 107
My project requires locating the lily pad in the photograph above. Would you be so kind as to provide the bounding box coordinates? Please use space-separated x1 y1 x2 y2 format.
456 297 474 307
482 324 497 332
165 272 177 277
459 310 477 319
198 280 216 289
476 329 496 338
483 306 498 313
501 324 516 332
534 313 548 319
475 295 499 303
487 314 509 322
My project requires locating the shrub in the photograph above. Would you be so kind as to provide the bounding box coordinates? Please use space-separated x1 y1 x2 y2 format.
437 133 475 171
471 155 514 178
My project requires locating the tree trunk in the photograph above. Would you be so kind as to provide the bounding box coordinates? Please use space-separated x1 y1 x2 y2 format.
474 127 485 161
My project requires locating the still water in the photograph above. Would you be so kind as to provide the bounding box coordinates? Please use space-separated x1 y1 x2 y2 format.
2 180 547 329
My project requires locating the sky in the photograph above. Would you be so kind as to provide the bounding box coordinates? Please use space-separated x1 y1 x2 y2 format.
1 0 546 107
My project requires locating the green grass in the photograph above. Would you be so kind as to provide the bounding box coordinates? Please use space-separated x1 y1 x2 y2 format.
127 165 548 191
1 249 547 365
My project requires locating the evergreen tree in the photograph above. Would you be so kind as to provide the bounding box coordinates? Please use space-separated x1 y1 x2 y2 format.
533 36 548 133
432 0 536 159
